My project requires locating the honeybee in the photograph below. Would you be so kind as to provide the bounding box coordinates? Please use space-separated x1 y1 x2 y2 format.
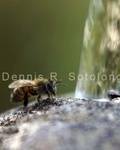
8 78 60 107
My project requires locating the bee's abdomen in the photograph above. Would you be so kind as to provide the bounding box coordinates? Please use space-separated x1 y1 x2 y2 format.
10 86 37 103
10 88 24 103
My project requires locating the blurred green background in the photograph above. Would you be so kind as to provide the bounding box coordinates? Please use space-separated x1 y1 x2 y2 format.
0 0 89 112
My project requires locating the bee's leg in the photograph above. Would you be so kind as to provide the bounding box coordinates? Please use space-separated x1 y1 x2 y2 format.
23 92 28 108
37 95 41 103
47 93 51 99
51 94 54 99
47 93 54 100
37 95 43 108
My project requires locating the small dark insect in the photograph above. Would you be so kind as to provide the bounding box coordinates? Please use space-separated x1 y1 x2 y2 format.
107 91 120 100
8 78 62 107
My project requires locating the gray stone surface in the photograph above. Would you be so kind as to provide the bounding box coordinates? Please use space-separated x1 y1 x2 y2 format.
0 97 120 150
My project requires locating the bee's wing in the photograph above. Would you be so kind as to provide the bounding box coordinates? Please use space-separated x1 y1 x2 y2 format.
8 80 36 89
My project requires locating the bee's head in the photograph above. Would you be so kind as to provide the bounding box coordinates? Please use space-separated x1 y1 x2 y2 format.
47 79 66 96
47 80 57 96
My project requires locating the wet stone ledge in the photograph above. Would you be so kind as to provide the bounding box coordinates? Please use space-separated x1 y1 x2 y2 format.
0 97 120 150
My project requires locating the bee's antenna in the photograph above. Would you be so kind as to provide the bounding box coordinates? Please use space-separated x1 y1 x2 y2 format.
55 81 67 86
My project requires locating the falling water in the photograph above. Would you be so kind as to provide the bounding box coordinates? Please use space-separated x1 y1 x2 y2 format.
75 0 120 99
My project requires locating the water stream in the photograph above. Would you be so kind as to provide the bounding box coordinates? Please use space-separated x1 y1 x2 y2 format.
75 0 120 100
